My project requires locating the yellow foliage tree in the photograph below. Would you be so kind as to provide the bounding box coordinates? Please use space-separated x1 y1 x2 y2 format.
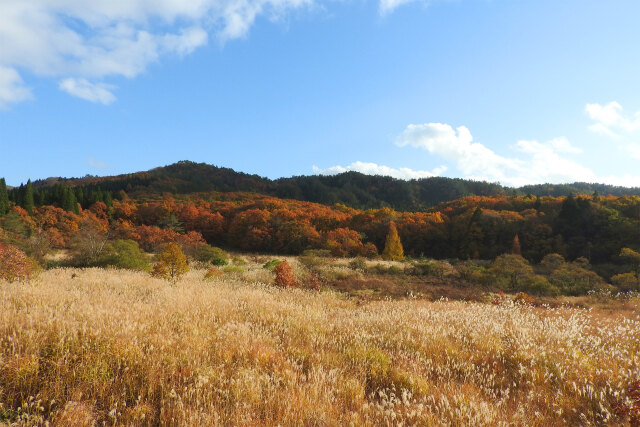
382 221 404 261
151 242 189 283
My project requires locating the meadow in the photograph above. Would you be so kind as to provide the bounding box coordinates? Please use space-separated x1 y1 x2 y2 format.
1 259 639 426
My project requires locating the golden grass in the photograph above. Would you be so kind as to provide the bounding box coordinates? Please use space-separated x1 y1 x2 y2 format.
1 267 639 425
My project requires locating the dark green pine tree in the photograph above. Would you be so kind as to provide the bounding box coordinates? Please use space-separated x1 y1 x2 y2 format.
62 187 79 214
75 187 84 208
23 180 35 214
0 178 9 215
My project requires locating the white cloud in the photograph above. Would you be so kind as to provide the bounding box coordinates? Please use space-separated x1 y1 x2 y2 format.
313 161 447 180
0 66 32 109
59 78 116 105
586 101 640 160
512 139 596 185
585 101 640 137
0 0 317 106
392 122 600 186
395 122 521 184
547 137 582 154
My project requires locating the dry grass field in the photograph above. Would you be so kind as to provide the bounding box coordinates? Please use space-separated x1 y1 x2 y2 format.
1 266 639 425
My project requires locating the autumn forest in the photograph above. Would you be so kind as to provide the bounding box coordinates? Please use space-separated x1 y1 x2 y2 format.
1 161 640 296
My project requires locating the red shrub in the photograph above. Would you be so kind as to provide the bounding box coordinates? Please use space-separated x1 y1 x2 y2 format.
274 260 299 288
0 243 38 283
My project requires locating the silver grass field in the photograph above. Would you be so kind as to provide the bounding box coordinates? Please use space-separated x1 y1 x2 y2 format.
1 266 639 425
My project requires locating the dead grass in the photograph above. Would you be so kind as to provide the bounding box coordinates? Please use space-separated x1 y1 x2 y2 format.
0 267 639 425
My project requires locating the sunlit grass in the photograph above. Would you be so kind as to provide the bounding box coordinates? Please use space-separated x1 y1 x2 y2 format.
1 267 639 425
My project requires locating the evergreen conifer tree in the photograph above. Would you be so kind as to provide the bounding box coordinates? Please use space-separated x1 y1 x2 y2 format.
23 180 34 215
104 191 113 207
0 178 9 216
62 187 79 214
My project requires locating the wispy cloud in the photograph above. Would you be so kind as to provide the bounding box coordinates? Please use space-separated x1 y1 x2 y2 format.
585 102 640 137
586 101 640 159
88 157 110 170
59 79 116 105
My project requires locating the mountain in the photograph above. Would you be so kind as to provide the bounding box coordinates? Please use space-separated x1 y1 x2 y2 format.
18 160 640 211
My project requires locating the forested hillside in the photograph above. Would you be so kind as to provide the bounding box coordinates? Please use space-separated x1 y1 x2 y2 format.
7 161 640 212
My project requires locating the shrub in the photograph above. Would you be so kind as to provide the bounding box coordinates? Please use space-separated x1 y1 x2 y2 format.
274 260 299 288
263 259 283 271
523 275 560 296
193 244 229 266
348 257 367 271
151 243 189 283
409 260 435 276
409 260 455 278
306 270 322 291
98 239 149 270
0 242 39 283
490 254 534 291
231 255 248 266
455 261 489 284
549 263 606 296
222 265 244 274
539 253 566 274
298 253 328 269
611 272 639 292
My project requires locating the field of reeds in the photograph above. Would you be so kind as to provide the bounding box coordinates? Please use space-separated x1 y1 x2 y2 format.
1 264 639 426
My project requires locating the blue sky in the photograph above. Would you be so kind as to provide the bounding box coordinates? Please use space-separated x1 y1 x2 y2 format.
1 0 640 187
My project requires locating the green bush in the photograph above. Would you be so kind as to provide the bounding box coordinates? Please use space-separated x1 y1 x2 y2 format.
490 254 534 291
298 250 331 269
231 255 248 266
409 260 455 278
539 253 566 274
98 240 149 270
193 244 229 266
409 260 435 276
222 265 244 274
611 272 639 292
549 264 606 296
523 275 560 296
455 261 490 284
263 259 282 271
348 257 367 271
367 263 404 275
